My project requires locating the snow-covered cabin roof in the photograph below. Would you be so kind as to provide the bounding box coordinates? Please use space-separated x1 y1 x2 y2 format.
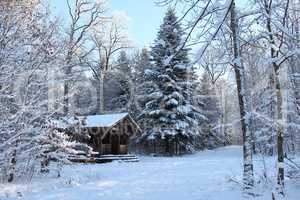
83 113 129 128
52 113 141 140
52 112 141 131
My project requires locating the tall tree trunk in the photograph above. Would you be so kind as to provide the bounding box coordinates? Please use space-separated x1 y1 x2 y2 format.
271 68 285 194
264 0 285 191
274 68 285 191
8 145 17 182
230 0 254 191
99 72 104 114
63 81 69 115
64 55 72 116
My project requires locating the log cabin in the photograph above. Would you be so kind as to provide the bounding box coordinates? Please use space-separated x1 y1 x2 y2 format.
54 113 141 156
84 113 141 155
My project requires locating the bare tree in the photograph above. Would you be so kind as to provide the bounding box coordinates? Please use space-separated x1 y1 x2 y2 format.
257 0 299 193
87 18 131 114
199 44 228 84
63 0 105 115
229 1 254 191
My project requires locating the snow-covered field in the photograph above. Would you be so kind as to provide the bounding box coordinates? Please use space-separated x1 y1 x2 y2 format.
0 146 299 200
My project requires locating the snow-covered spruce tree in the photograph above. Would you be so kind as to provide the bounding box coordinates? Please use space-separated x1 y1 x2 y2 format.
111 51 133 113
135 48 152 85
196 72 225 148
138 8 203 155
131 48 153 119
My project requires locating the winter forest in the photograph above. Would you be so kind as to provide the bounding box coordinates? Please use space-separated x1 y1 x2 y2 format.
0 0 300 199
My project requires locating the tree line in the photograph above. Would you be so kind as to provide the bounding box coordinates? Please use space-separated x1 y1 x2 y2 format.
0 1 299 198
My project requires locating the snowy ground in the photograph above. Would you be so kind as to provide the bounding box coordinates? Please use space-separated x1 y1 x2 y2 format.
0 146 299 200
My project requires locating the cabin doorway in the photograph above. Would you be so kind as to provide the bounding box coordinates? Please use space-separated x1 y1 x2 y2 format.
111 134 120 154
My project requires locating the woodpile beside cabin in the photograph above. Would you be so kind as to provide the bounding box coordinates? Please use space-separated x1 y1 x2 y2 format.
54 113 141 163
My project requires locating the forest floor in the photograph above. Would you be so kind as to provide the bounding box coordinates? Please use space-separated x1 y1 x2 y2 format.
0 146 299 200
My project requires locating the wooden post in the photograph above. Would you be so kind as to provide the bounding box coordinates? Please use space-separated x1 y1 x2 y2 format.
99 137 102 156
109 132 112 154
118 128 121 155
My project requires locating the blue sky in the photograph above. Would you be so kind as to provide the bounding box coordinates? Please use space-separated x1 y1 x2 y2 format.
110 0 167 47
51 0 246 48
51 0 167 47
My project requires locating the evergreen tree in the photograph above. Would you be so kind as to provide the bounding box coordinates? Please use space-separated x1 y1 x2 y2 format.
138 8 202 155
134 48 152 85
111 51 132 112
132 48 152 119
197 72 225 148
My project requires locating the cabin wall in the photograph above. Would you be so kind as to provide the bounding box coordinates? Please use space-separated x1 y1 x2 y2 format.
120 145 128 154
102 144 111 154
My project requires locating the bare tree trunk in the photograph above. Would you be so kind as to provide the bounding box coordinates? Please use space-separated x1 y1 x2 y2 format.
99 72 104 114
40 156 50 173
63 52 72 116
264 0 286 191
63 81 69 115
230 1 254 191
8 147 16 182
63 0 104 116
274 69 285 191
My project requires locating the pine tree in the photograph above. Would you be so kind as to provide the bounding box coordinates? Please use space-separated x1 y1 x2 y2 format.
197 72 224 148
111 51 132 112
135 48 152 85
138 8 202 155
132 48 152 119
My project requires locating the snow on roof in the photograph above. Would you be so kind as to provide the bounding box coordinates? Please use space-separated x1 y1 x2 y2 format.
52 113 130 129
83 113 129 128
